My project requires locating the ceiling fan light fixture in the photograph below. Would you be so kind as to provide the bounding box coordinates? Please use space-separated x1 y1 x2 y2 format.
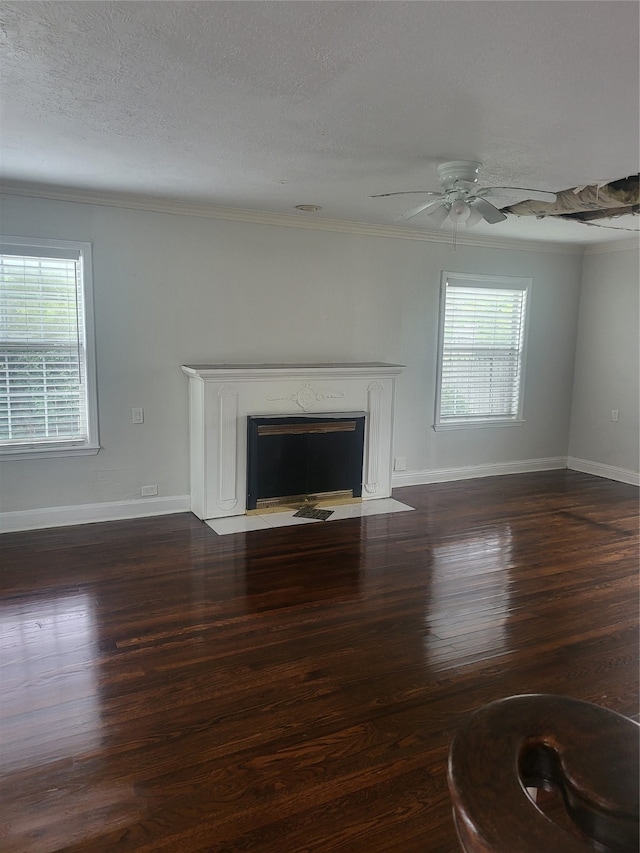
449 200 472 223
465 203 484 227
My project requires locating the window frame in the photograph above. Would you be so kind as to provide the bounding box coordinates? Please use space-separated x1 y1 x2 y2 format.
433 271 531 431
0 236 100 460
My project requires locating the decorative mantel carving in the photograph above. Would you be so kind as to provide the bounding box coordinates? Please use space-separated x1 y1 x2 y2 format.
181 363 404 520
266 381 345 412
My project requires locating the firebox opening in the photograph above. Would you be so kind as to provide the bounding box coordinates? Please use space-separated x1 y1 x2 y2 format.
246 413 366 512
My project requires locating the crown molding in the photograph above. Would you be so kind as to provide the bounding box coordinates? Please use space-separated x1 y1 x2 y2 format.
0 182 584 255
583 235 639 255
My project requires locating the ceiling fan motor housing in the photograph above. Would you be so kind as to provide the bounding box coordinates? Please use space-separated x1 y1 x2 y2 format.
437 161 481 189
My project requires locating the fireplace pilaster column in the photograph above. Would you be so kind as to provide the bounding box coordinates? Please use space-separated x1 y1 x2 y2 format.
364 381 384 494
218 387 239 511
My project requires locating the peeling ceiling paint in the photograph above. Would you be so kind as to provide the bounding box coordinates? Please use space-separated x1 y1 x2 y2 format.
505 176 639 223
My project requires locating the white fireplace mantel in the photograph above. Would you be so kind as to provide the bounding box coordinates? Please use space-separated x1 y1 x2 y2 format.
182 363 404 520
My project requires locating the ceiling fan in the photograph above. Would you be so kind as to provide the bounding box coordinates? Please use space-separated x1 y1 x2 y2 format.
370 161 557 227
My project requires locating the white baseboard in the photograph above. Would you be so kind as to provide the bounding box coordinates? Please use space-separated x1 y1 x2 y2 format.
4 458 637 534
566 457 640 487
392 457 568 488
1 494 191 534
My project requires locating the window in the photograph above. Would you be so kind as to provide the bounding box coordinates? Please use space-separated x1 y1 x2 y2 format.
0 237 99 459
434 272 530 430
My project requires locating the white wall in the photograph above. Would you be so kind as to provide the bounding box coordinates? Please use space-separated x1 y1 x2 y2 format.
568 244 639 483
0 193 584 525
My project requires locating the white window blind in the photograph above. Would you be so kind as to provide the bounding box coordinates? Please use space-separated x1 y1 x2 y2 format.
0 238 99 457
435 273 530 428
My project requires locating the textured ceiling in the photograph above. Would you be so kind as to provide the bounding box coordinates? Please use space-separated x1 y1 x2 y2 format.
1 1 639 244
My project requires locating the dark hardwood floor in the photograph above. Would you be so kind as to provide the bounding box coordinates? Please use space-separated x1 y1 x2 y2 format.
1 471 638 852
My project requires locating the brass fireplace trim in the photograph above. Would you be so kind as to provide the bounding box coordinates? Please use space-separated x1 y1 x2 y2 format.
257 421 357 437
247 489 361 515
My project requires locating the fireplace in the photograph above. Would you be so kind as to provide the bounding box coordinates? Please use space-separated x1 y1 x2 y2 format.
181 363 404 520
246 412 366 510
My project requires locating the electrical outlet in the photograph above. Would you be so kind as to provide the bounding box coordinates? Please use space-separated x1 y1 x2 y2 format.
141 485 158 496
611 409 619 422
394 456 407 472
132 407 144 424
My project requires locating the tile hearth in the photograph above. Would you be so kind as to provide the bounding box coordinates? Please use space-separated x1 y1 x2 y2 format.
205 498 413 536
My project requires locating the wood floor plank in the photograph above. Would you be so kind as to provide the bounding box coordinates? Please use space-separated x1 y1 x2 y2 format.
1 471 638 851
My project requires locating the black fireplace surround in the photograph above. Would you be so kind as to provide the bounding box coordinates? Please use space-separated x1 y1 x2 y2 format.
246 412 366 510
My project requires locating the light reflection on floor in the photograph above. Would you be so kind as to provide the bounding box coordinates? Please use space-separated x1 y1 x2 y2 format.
0 592 102 772
423 526 514 671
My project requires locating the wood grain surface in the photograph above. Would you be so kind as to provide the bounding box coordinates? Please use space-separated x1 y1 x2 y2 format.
1 471 638 852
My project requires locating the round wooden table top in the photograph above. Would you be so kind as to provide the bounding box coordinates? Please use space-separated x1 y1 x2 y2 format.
447 694 639 853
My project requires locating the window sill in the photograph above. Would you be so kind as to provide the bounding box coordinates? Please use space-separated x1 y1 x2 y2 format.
0 443 101 462
433 419 525 432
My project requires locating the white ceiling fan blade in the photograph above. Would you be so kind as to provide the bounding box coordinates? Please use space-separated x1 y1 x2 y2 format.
482 187 557 203
425 202 451 228
469 197 507 224
398 200 445 221
369 190 442 198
